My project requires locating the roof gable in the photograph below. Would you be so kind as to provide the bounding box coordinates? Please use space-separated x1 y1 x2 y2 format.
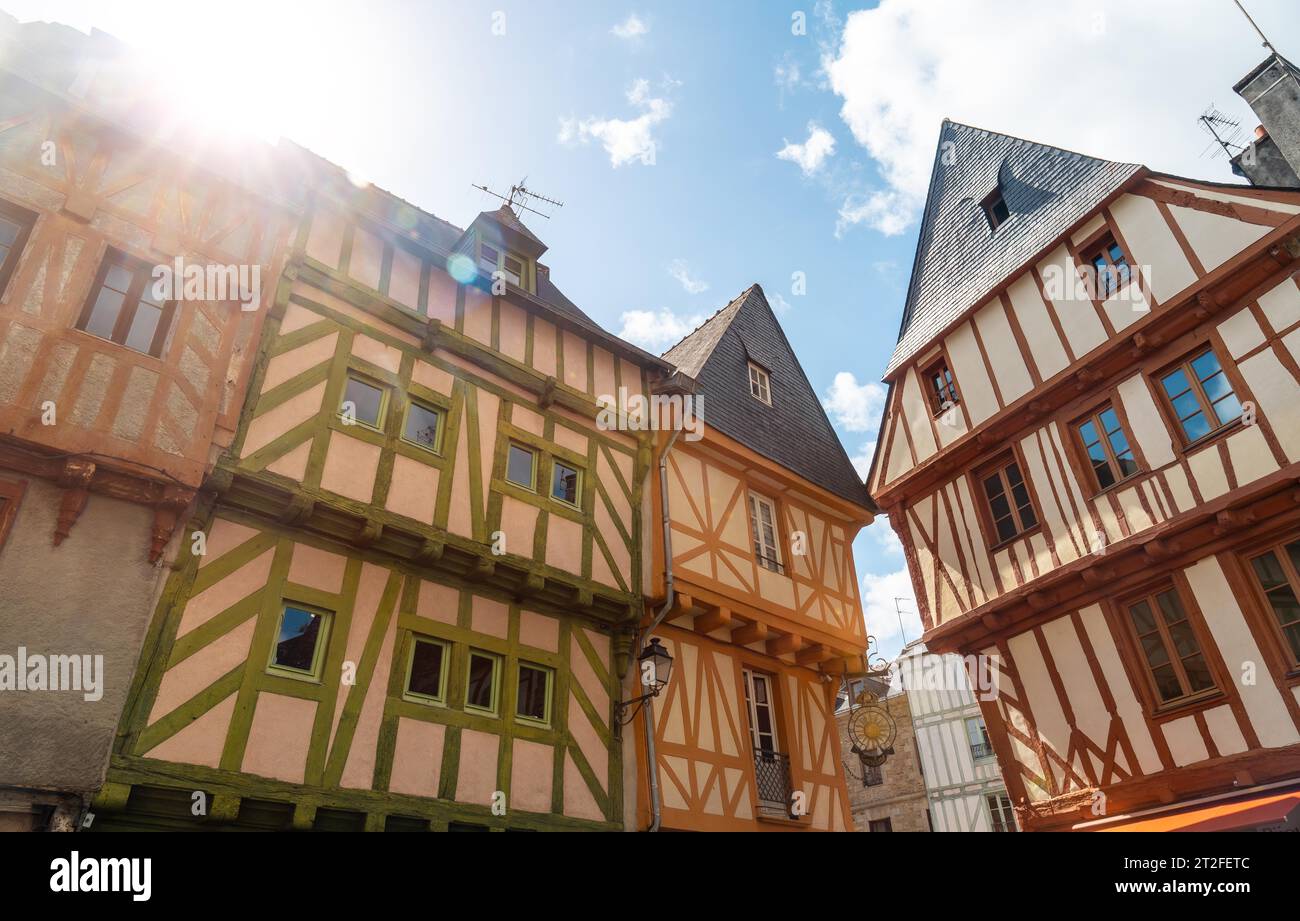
885 121 1141 375
663 285 873 512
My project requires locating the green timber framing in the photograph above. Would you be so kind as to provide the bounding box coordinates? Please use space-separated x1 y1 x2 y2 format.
96 198 665 831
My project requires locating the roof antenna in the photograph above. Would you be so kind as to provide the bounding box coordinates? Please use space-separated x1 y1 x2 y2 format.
1233 0 1279 56
471 179 565 221
1197 104 1247 160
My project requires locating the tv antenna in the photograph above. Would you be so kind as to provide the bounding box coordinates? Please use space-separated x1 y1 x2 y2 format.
471 178 564 221
1233 0 1279 56
1198 105 1247 160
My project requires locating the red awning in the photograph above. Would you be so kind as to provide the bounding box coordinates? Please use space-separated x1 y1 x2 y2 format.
1091 789 1300 832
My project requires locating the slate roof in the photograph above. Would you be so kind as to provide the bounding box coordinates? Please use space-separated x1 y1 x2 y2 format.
663 285 874 512
885 120 1141 376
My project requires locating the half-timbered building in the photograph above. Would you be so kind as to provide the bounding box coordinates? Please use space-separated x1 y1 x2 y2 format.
0 18 296 831
635 285 876 831
867 93 1300 831
94 144 668 831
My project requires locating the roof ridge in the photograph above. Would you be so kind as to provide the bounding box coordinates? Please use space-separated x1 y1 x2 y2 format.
659 283 760 359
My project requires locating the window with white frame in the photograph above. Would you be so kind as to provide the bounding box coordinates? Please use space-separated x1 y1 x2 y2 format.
986 792 1016 832
742 669 779 754
748 362 771 405
966 716 994 760
747 492 783 574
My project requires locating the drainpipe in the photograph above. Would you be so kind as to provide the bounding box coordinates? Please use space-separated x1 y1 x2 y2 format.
638 426 681 832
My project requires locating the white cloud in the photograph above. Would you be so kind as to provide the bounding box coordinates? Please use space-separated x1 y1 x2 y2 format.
668 259 709 295
611 14 649 40
822 371 885 433
768 291 792 315
860 565 922 661
776 122 836 176
848 440 875 480
558 78 673 167
823 0 1297 235
617 308 708 352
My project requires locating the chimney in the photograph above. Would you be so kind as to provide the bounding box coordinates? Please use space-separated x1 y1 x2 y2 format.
1231 54 1300 187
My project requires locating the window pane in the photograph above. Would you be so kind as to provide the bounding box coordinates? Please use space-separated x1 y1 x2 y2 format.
403 403 441 450
517 665 549 721
1116 454 1139 479
342 377 384 426
1129 600 1155 635
1200 371 1232 403
0 215 19 246
1286 541 1300 576
1190 350 1222 383
1182 655 1214 693
988 492 1011 521
1211 393 1242 426
124 301 162 353
983 474 1004 502
1153 664 1183 703
1106 428 1130 458
1167 621 1200 658
1078 420 1099 446
83 287 125 340
506 444 535 488
551 462 579 505
1181 411 1211 442
274 607 323 672
104 263 134 294
1251 551 1286 590
1171 391 1201 421
1155 590 1185 626
1141 633 1170 668
407 640 444 699
466 654 496 710
1161 368 1191 399
1005 463 1024 487
1093 458 1116 490
994 515 1017 543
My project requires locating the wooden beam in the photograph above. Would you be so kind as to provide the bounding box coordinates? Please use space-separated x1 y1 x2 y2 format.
766 633 801 656
732 621 768 645
795 644 834 667
694 606 731 634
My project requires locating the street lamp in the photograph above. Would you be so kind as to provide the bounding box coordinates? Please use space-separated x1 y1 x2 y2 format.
614 638 674 728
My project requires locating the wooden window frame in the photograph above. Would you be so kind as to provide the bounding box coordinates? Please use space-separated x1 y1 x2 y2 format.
0 197 37 299
464 649 502 716
980 187 1009 231
515 661 554 727
505 442 538 492
1240 537 1300 674
477 237 533 293
986 792 1016 832
0 478 27 554
747 362 772 406
1152 345 1242 449
75 248 178 358
742 668 781 755
746 489 785 575
400 398 444 455
266 602 333 683
339 373 390 432
972 451 1040 549
921 355 960 417
1117 582 1220 710
1080 230 1134 300
402 636 450 706
549 458 582 510
868 817 894 833
1071 401 1141 495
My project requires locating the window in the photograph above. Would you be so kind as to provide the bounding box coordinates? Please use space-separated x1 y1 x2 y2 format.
0 479 25 554
986 793 1016 832
923 356 959 415
402 401 442 453
981 187 1010 231
1125 586 1216 705
747 492 784 574
742 670 779 754
478 240 530 290
748 362 771 405
1084 233 1132 298
465 650 501 714
0 198 36 296
1157 348 1242 445
268 605 330 680
1075 404 1139 491
863 763 883 787
551 460 580 508
506 443 537 490
965 717 994 760
341 375 386 428
869 817 894 833
977 456 1038 544
516 663 553 725
403 637 448 704
1245 540 1300 667
76 250 176 356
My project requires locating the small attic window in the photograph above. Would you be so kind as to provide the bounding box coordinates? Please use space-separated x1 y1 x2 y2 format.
748 362 772 406
477 239 531 292
981 187 1010 231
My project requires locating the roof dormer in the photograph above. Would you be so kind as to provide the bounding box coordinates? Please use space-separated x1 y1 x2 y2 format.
453 206 547 294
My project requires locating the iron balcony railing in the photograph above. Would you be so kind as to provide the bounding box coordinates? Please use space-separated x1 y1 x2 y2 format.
970 742 994 760
753 747 794 814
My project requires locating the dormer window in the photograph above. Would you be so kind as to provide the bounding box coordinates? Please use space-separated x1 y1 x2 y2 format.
981 187 1010 231
478 240 531 291
748 362 771 405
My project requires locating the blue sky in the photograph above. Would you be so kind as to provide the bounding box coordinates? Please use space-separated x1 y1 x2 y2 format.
7 0 1298 660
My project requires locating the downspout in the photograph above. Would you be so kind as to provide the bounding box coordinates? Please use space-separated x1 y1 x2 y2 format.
636 426 680 832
